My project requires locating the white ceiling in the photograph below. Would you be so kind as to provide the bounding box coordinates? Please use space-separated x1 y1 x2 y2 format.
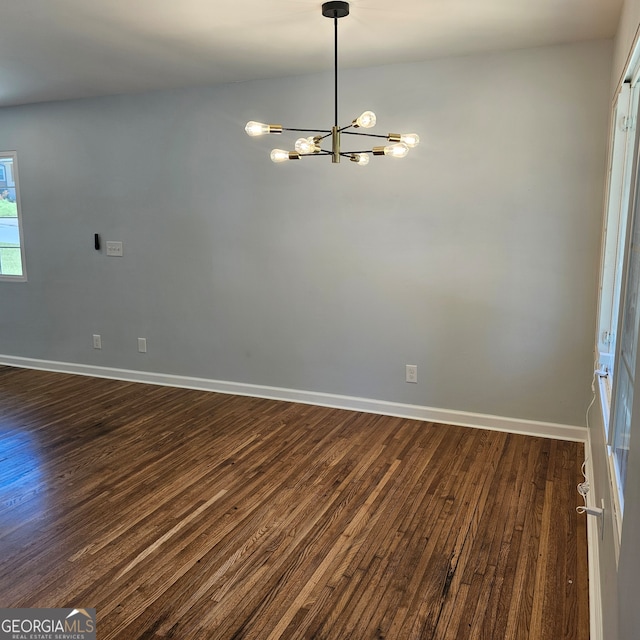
0 0 623 108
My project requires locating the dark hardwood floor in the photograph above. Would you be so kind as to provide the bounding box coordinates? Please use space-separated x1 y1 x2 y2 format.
0 366 588 639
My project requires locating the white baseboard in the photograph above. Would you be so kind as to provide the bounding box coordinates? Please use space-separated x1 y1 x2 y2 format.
0 354 586 442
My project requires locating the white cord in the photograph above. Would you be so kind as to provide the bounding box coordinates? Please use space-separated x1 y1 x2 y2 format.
577 360 605 518
577 460 589 498
585 361 599 431
576 457 604 517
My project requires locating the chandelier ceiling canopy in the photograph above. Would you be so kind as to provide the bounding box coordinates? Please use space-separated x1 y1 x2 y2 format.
245 1 419 166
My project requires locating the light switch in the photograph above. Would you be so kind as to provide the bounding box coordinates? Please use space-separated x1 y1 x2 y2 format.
106 241 123 257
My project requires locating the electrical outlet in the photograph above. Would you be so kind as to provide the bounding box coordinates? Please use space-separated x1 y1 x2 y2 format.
92 334 102 350
138 337 147 353
406 364 418 383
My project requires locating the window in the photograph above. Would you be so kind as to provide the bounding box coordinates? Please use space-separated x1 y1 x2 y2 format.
609 164 640 513
597 53 640 526
597 82 637 389
0 152 26 280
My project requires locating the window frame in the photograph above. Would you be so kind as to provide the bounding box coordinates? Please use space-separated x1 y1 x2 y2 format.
607 107 640 520
594 61 640 553
0 151 27 282
596 82 636 386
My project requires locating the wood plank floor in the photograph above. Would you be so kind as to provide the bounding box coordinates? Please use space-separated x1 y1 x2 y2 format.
0 366 589 639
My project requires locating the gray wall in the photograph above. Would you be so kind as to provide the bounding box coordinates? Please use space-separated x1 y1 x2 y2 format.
0 40 611 426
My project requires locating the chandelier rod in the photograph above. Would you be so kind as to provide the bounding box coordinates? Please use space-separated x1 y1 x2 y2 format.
342 131 390 139
334 12 339 127
282 128 332 133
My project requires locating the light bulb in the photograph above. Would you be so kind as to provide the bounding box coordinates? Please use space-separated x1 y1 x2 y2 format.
400 133 420 148
295 136 319 155
246 121 270 137
385 143 409 158
270 149 300 163
387 133 420 147
373 143 409 158
354 111 376 128
350 153 370 166
245 121 283 136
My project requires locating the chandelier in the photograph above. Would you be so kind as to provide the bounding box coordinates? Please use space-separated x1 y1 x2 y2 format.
245 1 419 165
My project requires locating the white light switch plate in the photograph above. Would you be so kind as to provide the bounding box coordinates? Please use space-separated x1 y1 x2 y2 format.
106 241 123 257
